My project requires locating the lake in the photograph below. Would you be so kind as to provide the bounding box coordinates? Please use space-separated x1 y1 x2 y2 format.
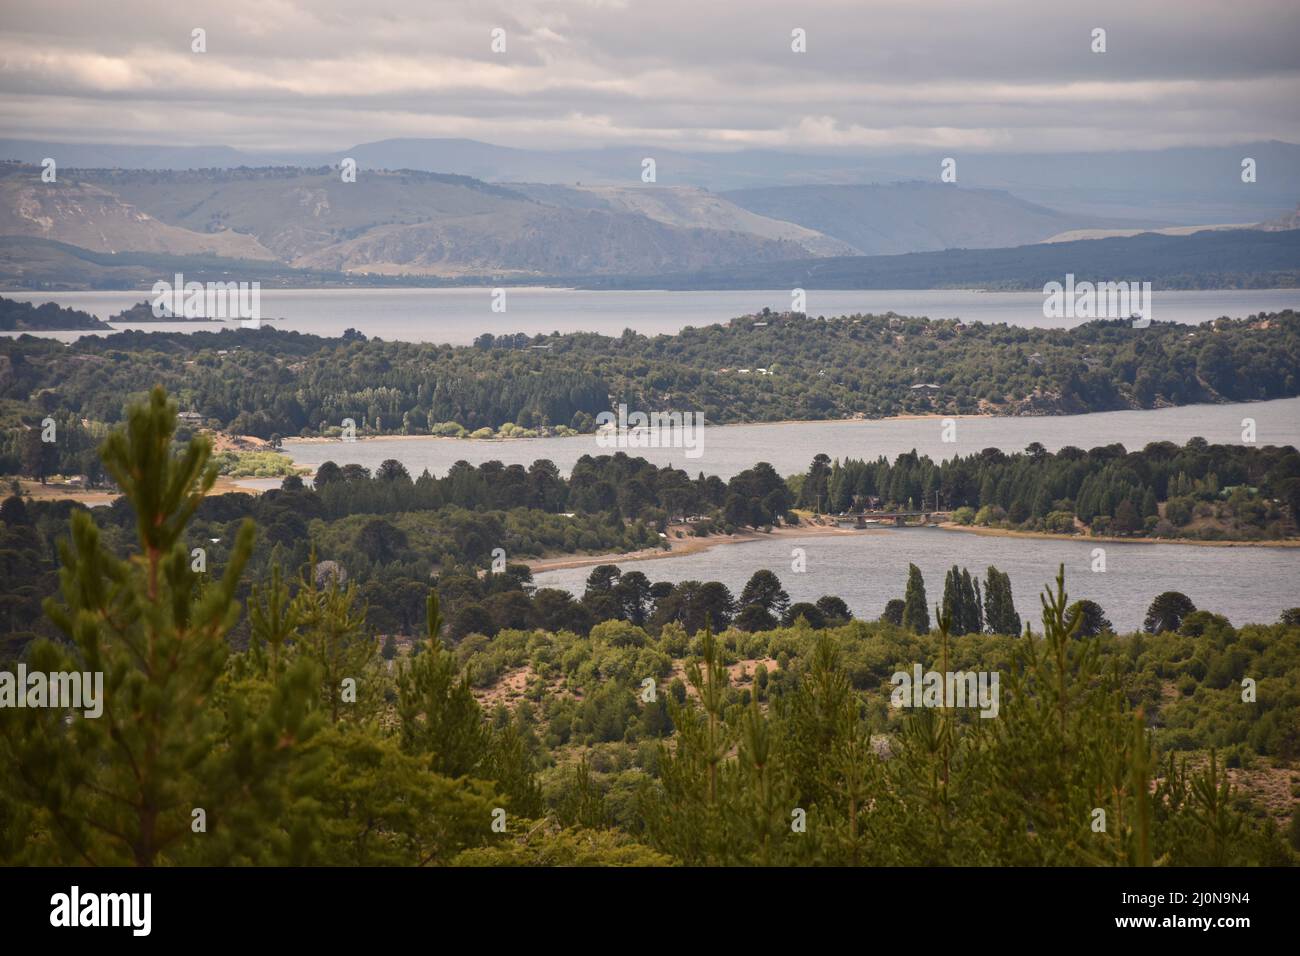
10 286 1295 628
5 287 1298 345
278 397 1300 481
532 527 1300 630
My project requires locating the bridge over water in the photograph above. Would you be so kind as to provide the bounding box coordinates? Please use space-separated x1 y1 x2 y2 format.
832 511 953 528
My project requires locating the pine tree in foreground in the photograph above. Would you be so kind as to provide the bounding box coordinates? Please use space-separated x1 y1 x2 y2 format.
0 387 318 865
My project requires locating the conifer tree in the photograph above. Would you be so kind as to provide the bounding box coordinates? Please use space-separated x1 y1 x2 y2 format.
965 568 980 634
983 566 1021 635
644 629 733 863
730 696 800 865
293 554 380 723
902 563 930 634
397 593 491 778
0 387 319 865
977 565 1157 864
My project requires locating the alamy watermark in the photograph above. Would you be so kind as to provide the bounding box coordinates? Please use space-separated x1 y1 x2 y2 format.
0 665 103 718
595 404 704 459
1043 274 1151 327
151 273 262 327
50 886 150 936
890 664 1000 718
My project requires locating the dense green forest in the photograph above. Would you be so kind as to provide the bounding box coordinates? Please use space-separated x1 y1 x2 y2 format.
5 433 1297 651
0 297 108 331
794 440 1300 541
1 389 1297 866
3 304 1298 443
4 432 1297 657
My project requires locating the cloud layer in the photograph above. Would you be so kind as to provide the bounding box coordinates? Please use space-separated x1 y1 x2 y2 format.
2 0 1298 153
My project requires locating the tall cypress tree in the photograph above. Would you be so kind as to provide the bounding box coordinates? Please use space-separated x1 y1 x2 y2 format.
961 567 977 634
983 566 1022 635
902 564 930 634
942 566 964 635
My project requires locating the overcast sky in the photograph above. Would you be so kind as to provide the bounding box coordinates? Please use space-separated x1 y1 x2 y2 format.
2 0 1298 153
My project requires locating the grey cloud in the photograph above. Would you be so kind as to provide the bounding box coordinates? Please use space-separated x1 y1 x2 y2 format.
0 0 1296 152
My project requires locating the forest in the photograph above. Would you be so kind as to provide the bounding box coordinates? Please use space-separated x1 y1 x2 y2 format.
1 388 1297 866
3 303 1299 443
4 430 1297 655
0 297 110 331
579 228 1300 291
793 440 1300 541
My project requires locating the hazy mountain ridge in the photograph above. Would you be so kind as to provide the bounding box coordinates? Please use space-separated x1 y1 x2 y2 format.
0 165 821 278
504 183 857 256
720 182 1132 255
0 159 1295 285
291 203 813 277
4 136 1297 222
0 167 277 260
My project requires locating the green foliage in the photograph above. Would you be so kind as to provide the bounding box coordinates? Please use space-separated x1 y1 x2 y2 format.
6 310 1300 442
902 563 930 634
0 387 519 866
0 387 316 864
1145 591 1197 634
1 383 1296 867
211 450 301 478
984 566 1022 636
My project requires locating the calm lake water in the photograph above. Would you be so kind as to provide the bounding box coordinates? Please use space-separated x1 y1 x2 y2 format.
6 287 1299 345
10 287 1295 623
533 527 1300 630
279 397 1300 481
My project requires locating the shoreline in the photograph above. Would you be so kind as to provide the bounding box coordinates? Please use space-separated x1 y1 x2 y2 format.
13 478 1297 551
274 397 1300 449
525 521 863 572
933 521 1300 549
528 518 1300 573
277 411 1081 447
277 413 985 448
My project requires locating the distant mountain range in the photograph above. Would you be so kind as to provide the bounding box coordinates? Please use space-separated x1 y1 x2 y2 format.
719 182 1141 256
0 165 818 279
3 136 1297 222
0 148 1295 290
0 162 1161 283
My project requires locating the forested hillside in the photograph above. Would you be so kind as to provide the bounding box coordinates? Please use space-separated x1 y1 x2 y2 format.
3 306 1298 439
5 435 1295 658
582 228 1300 290
2 389 1296 866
